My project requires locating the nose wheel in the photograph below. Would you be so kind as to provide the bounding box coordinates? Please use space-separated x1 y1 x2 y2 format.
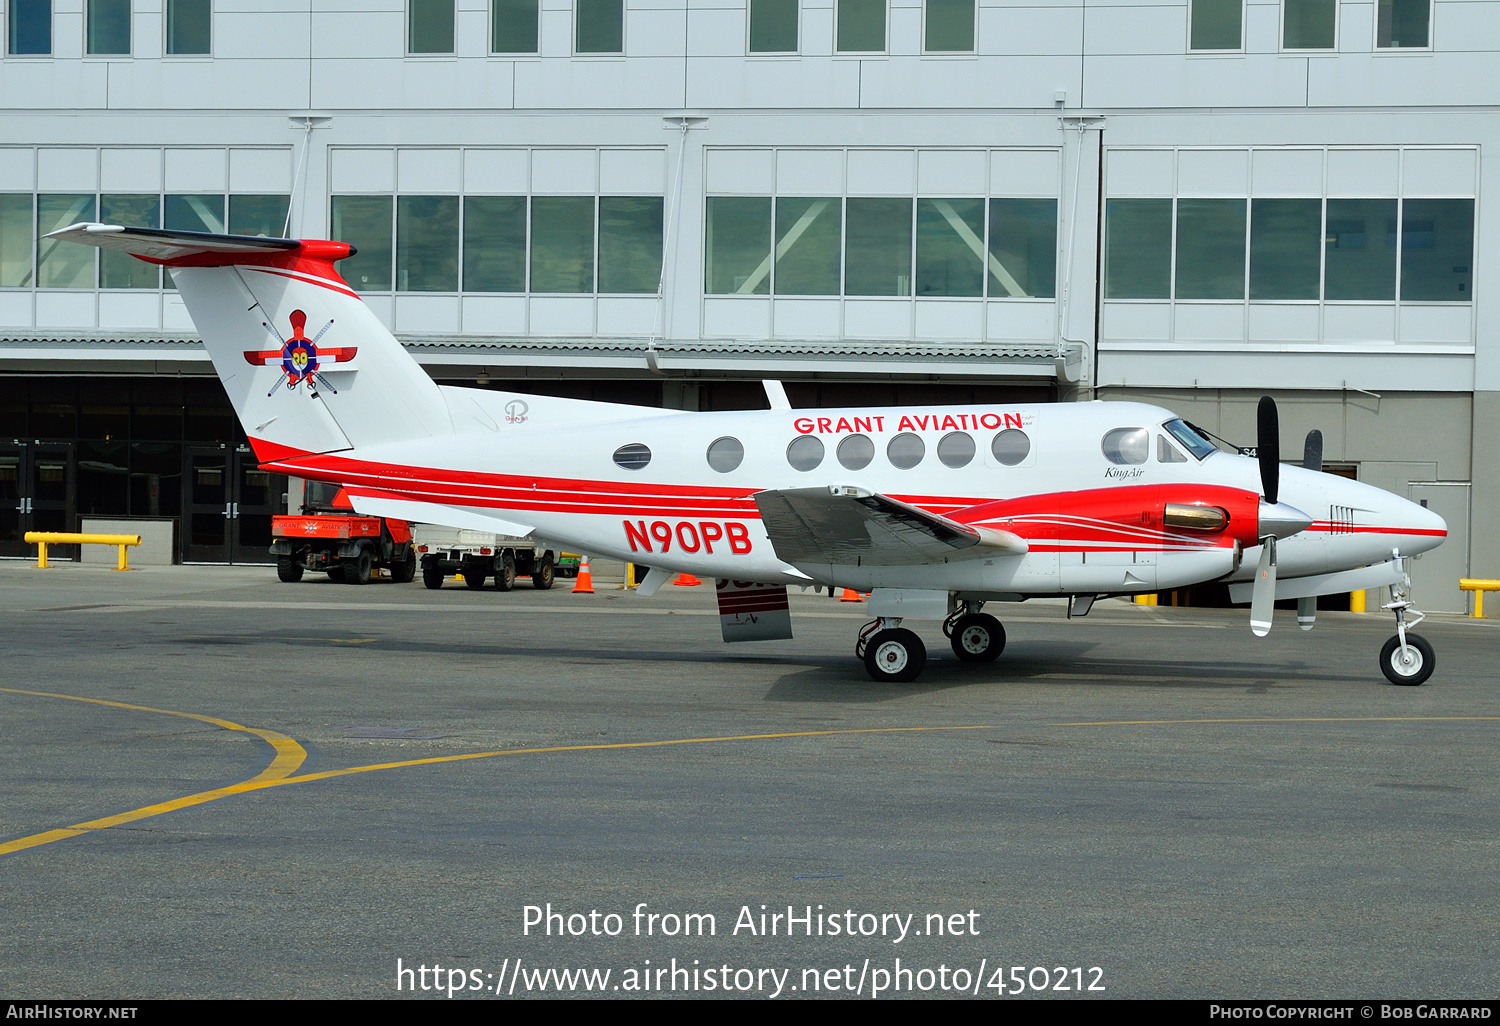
1379 551 1435 686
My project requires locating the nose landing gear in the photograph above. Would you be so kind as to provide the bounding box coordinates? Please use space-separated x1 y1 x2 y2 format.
1380 553 1434 686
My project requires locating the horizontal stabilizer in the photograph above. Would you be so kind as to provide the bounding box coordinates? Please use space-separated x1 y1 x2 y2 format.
343 488 534 538
44 223 301 262
754 485 1027 568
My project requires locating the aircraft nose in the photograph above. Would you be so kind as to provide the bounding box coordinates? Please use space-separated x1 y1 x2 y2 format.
1393 495 1447 555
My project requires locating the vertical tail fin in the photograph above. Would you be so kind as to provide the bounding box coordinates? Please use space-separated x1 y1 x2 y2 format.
44 224 452 456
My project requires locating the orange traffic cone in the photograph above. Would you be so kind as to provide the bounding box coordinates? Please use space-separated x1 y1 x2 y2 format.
571 556 595 594
673 573 702 586
839 588 863 602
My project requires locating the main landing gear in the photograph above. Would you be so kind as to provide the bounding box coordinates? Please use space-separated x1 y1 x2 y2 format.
1380 555 1434 687
855 601 1006 683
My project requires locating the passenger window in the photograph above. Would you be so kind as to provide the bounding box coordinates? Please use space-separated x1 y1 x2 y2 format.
613 442 652 470
706 435 744 472
786 434 825 471
837 433 874 470
887 432 925 469
1157 435 1188 463
1101 427 1149 465
990 428 1030 466
936 431 975 468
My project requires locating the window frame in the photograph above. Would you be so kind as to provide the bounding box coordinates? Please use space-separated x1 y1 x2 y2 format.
83 0 132 58
1373 0 1434 52
6 0 53 57
574 0 625 57
1186 0 1244 53
490 0 542 56
746 0 800 56
1280 0 1338 53
407 0 457 57
834 0 887 55
920 0 977 56
163 0 213 58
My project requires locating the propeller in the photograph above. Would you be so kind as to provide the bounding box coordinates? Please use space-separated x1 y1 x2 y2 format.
1249 397 1314 638
1303 429 1323 473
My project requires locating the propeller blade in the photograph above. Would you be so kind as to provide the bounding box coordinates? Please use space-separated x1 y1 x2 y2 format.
1257 396 1280 505
1297 596 1317 631
1250 537 1276 637
1303 429 1323 473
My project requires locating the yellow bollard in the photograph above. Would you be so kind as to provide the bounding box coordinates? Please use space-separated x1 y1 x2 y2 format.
1459 579 1500 618
25 532 141 570
1135 593 1158 606
36 539 48 569
1350 589 1366 613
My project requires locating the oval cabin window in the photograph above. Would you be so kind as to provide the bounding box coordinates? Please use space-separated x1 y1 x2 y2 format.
612 443 652 470
886 432 925 470
936 431 976 468
786 434 825 471
1101 428 1150 465
706 436 744 473
837 433 875 470
990 428 1031 466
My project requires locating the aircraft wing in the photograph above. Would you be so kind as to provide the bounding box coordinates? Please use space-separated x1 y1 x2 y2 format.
43 222 300 261
753 486 1027 568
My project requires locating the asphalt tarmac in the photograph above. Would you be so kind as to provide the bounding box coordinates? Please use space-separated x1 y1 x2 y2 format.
1 561 1497 1000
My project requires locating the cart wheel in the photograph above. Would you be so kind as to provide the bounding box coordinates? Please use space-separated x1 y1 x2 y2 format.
532 555 555 590
422 565 444 590
343 550 372 585
276 556 303 583
390 551 416 584
495 553 516 592
462 566 487 589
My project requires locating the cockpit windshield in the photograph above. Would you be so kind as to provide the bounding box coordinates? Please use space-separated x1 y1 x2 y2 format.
1162 419 1218 461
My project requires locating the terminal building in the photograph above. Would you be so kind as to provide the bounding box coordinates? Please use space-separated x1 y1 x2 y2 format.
0 0 1490 608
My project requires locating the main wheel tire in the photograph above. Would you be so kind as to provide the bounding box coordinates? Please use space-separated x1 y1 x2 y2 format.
863 628 927 684
390 551 416 584
495 553 516 592
949 613 1005 663
276 556 304 583
1380 633 1435 686
343 550 372 585
421 565 445 590
462 566 487 590
531 556 555 590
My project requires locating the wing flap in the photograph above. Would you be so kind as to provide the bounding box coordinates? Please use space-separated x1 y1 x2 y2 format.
753 486 1027 568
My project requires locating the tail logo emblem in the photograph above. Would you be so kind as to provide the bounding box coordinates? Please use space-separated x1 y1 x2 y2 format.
243 310 358 397
505 399 529 424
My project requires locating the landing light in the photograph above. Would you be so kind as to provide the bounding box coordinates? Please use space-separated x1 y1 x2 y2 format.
1164 504 1228 532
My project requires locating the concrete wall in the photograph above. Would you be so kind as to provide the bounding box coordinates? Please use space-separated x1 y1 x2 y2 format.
78 518 176 566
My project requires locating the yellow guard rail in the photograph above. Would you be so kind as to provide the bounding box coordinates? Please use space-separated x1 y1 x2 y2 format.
1459 578 1500 618
24 532 142 571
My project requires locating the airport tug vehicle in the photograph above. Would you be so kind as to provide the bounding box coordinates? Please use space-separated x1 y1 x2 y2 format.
270 482 415 585
47 223 1448 686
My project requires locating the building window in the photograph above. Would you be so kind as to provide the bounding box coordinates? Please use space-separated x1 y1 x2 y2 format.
988 198 1057 298
836 0 884 52
1104 199 1172 300
86 0 131 55
99 195 161 289
8 0 51 55
749 0 797 53
915 198 983 297
774 197 841 295
705 197 772 294
598 196 663 294
845 198 912 296
397 196 460 291
228 194 290 238
1283 0 1335 49
463 196 527 292
576 0 623 54
410 0 455 54
331 196 394 291
924 0 973 53
1175 199 1245 299
165 0 211 55
1324 198 1396 300
0 194 33 285
37 194 97 287
530 196 595 292
1249 198 1320 300
1189 0 1241 50
1377 0 1430 48
493 0 539 54
1400 199 1473 301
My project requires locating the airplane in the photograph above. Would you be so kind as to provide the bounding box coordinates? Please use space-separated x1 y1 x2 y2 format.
47 222 1448 687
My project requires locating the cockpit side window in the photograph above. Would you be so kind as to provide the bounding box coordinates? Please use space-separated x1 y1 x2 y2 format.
1101 427 1149 465
1162 419 1218 461
1157 434 1188 463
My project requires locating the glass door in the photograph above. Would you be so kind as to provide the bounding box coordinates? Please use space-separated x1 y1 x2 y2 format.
0 444 22 557
0 442 75 560
182 445 230 562
229 445 281 564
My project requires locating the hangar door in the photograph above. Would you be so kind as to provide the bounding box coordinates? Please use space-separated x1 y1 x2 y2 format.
1406 482 1470 614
